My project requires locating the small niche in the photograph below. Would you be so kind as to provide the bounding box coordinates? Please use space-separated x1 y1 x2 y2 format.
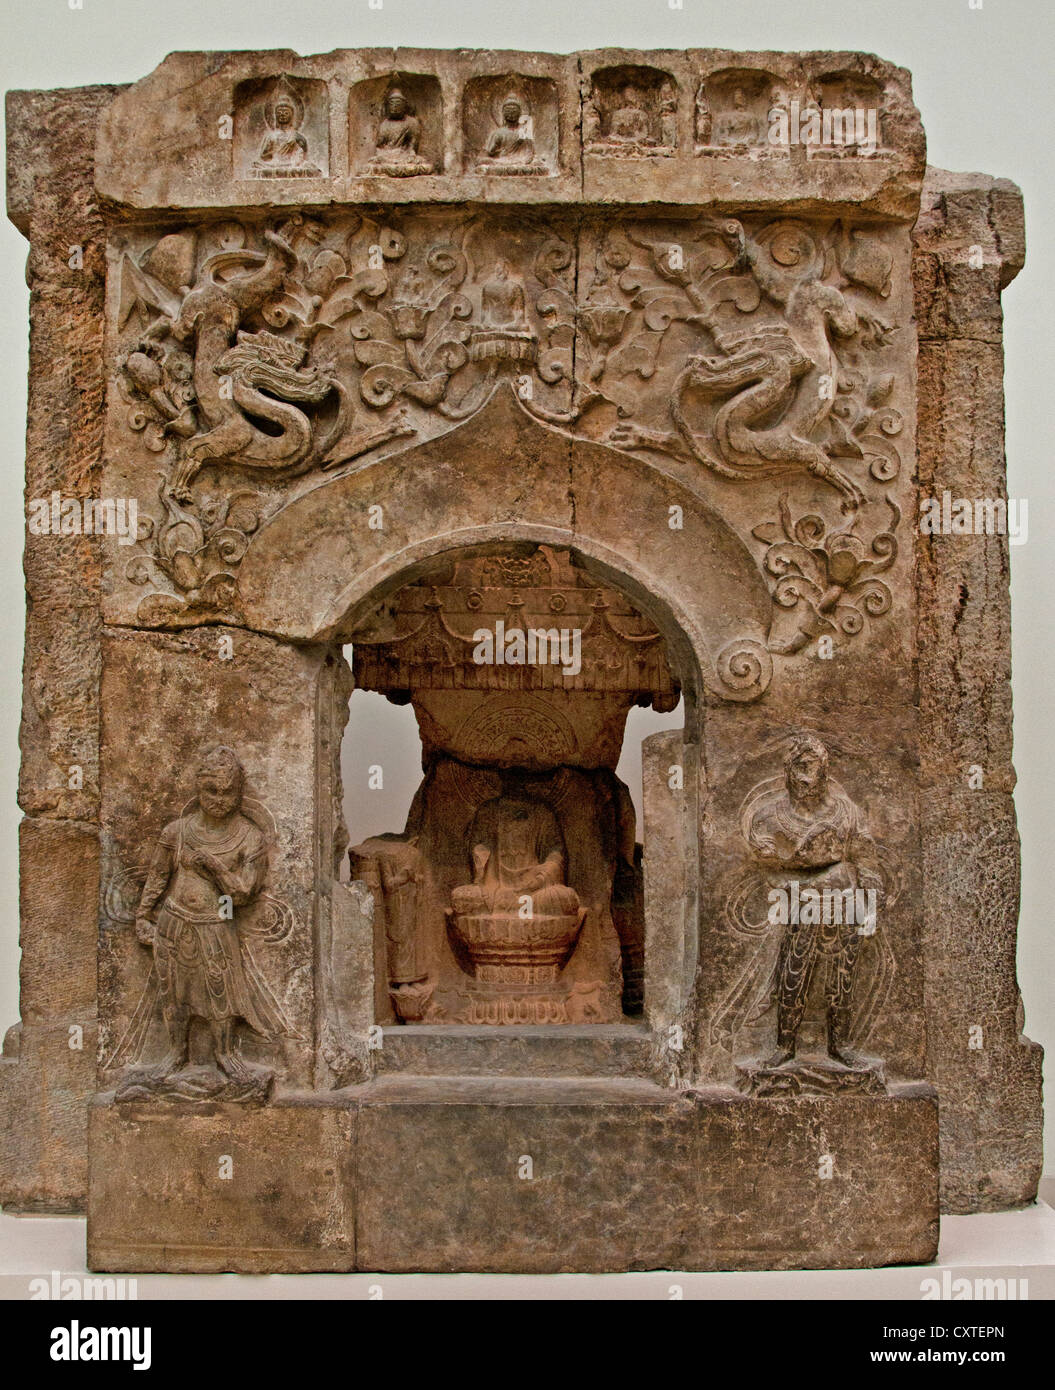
463 75 559 176
350 73 443 177
233 73 330 180
696 67 782 153
584 65 678 155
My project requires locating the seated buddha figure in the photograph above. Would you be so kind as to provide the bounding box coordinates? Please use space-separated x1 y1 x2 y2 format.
713 87 761 147
252 79 321 177
478 95 545 174
607 85 653 147
481 260 528 328
450 772 580 922
368 87 433 175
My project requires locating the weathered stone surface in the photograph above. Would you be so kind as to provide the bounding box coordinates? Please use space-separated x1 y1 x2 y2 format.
920 788 1042 1211
372 1024 654 1078
94 49 923 217
1 87 112 1212
11 87 111 823
17 818 98 1025
0 52 1040 1272
232 388 774 674
689 1086 939 1268
583 48 925 218
916 343 1014 788
19 602 101 821
337 1081 938 1273
913 171 1026 343
696 700 926 1087
87 1081 936 1273
96 50 584 209
97 627 332 1095
0 814 101 1211
913 169 1041 1211
642 728 696 1041
87 1097 356 1272
356 1077 697 1272
0 1021 96 1211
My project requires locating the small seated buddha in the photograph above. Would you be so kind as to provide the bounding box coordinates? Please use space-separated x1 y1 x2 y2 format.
367 87 433 176
477 95 546 175
251 80 321 178
451 776 579 921
713 88 762 148
607 86 654 147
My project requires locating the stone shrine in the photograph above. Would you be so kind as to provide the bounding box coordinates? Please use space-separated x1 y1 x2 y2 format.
0 47 1042 1273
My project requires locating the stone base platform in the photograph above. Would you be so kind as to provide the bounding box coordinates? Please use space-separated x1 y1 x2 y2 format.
87 1079 939 1274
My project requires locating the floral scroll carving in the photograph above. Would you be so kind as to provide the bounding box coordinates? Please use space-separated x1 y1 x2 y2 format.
752 495 900 654
111 210 907 652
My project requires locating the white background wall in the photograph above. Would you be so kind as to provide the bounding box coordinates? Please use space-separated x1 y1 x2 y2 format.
0 0 1050 1158
340 683 686 849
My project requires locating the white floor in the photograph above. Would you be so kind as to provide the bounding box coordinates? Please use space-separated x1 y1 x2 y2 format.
2 1198 1053 1300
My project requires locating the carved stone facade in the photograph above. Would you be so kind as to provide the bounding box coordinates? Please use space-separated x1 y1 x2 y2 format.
105 205 911 660
0 48 1040 1272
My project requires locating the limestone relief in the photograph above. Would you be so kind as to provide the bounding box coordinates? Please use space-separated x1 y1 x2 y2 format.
104 746 301 1103
710 735 898 1096
348 546 664 1024
476 92 547 175
601 217 900 510
447 773 588 1025
9 40 1042 1280
111 209 906 647
252 80 321 177
751 494 900 653
236 75 328 180
810 71 887 158
351 836 435 1022
367 86 435 176
584 67 678 155
461 74 560 177
695 70 783 153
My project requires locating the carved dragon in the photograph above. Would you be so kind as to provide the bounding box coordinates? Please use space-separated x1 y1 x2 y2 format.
125 227 342 498
609 219 894 510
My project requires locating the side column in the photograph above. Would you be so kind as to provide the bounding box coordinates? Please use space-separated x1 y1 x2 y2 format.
0 86 115 1210
913 167 1043 1211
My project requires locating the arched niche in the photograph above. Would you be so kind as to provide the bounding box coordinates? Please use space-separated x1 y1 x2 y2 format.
237 388 778 1064
237 384 775 707
327 534 703 1053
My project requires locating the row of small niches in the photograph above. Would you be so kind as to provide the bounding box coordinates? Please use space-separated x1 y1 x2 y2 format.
232 68 895 181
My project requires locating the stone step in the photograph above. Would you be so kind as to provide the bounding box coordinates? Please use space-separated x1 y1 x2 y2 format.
372 1024 657 1079
353 1074 678 1104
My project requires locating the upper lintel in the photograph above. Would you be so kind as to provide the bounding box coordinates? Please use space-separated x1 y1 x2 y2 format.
89 47 926 222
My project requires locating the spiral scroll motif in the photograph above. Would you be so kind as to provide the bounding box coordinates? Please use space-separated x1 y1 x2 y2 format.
715 638 773 701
